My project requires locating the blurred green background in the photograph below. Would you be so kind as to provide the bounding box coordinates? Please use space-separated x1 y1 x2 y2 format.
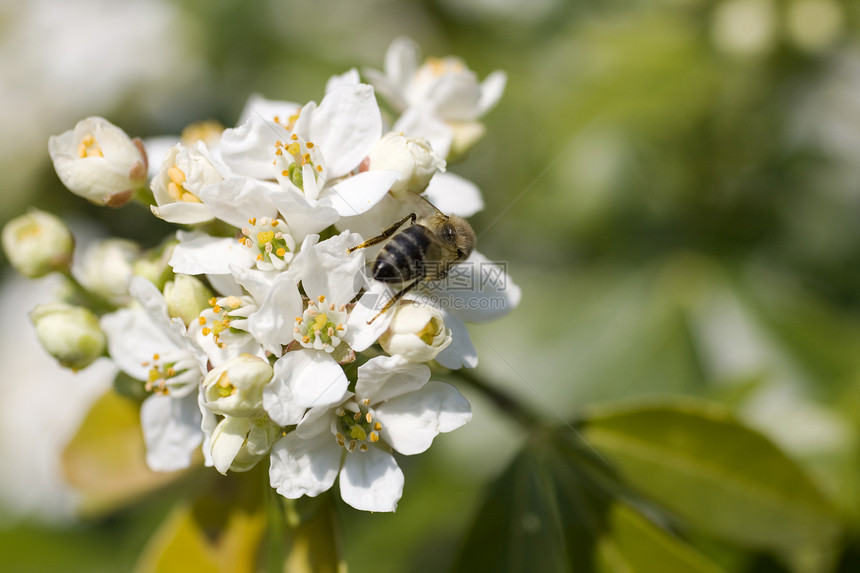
2 0 860 571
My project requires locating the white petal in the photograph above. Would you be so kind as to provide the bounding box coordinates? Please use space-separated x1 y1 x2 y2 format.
267 186 340 241
394 108 453 160
296 231 365 303
140 393 203 472
150 202 214 225
477 70 507 117
311 84 381 177
322 170 398 217
343 282 394 351
210 417 251 474
434 311 478 369
422 172 484 218
356 355 430 403
247 272 303 354
339 447 403 512
433 250 522 323
101 308 171 379
220 115 288 179
237 94 301 127
169 232 252 275
325 69 360 93
375 381 472 455
270 432 341 499
197 176 279 228
264 351 348 425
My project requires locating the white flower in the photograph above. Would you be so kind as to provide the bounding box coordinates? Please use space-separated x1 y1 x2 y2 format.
364 37 506 158
29 303 105 370
48 116 148 207
268 355 472 512
100 277 209 471
150 142 224 224
168 214 297 276
262 231 369 425
1 210 74 278
368 132 445 198
378 301 452 362
221 86 400 239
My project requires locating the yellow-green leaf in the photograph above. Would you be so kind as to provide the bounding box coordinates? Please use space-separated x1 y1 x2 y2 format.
61 389 191 516
580 400 842 558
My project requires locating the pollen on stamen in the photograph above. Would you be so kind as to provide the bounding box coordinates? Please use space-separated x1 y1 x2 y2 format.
318 295 326 303
290 134 298 141
365 412 373 424
281 169 289 177
212 305 222 314
305 142 314 149
374 422 382 431
202 327 211 336
153 353 160 361
208 297 217 306
353 412 361 421
198 316 207 325
248 217 257 226
369 432 379 443
302 335 310 343
359 444 368 452
362 398 370 406
316 165 323 173
276 248 286 257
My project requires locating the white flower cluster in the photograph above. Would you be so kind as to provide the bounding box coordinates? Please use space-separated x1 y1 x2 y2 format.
5 38 518 513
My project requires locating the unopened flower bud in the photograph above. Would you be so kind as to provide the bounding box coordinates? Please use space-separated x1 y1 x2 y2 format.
78 238 140 305
210 416 280 474
1 210 74 278
378 302 452 362
369 132 445 197
202 353 273 417
164 274 213 326
48 116 147 207
30 303 106 370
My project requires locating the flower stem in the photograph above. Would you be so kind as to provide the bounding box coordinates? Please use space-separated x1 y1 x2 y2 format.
451 368 541 430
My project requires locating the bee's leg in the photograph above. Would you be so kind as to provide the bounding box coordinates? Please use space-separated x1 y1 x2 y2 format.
367 277 423 324
347 213 417 252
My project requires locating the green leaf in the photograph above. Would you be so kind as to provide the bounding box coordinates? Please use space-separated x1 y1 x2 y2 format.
595 503 724 573
579 400 842 560
134 470 267 573
61 389 192 517
453 429 724 573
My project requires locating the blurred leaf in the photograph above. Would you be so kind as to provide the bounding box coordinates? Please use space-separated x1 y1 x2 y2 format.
278 495 346 573
579 400 842 565
62 389 191 516
134 470 267 573
453 428 722 572
595 502 724 573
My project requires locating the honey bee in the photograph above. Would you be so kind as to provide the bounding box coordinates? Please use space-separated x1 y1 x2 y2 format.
348 195 476 323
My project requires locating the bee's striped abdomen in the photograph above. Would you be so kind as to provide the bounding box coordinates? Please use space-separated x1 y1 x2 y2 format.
372 225 432 283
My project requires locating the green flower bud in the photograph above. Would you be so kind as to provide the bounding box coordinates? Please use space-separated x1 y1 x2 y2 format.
30 303 106 370
164 274 213 326
1 210 74 278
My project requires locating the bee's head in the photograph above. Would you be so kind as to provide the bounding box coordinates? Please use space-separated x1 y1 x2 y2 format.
441 215 476 261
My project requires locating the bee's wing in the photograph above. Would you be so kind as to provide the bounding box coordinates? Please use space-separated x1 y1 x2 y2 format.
407 191 447 218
